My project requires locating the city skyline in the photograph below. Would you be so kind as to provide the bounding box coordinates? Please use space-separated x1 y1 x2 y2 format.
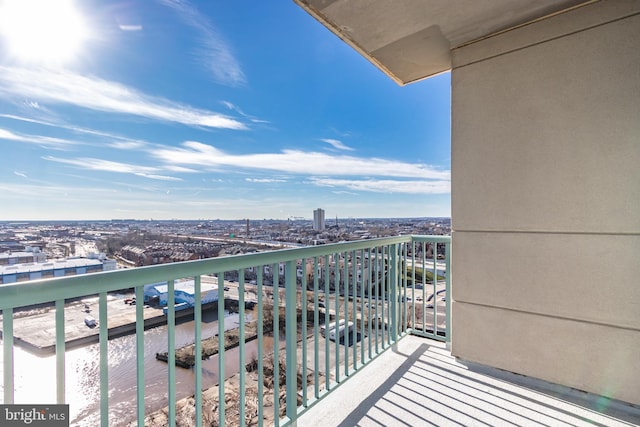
0 0 451 221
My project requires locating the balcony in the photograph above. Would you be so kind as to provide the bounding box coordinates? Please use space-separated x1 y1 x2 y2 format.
298 336 640 426
1 235 638 426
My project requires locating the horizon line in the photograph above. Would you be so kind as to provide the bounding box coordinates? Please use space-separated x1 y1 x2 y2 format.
0 216 451 223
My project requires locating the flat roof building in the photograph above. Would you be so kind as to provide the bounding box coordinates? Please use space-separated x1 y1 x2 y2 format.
143 280 219 307
0 257 117 284
0 247 46 265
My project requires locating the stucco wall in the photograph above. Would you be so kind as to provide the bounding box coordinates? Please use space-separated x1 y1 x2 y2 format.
450 0 640 405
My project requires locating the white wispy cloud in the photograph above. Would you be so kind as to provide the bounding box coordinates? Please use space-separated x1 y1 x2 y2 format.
0 182 181 210
0 182 111 199
24 100 43 109
221 101 239 112
164 165 200 173
329 127 353 138
0 113 155 150
109 140 149 150
14 171 28 178
119 25 143 31
159 0 245 86
320 138 354 151
0 66 247 130
143 174 182 181
245 178 287 183
0 127 81 148
151 141 450 180
309 178 450 194
0 113 50 125
42 156 183 181
221 100 269 124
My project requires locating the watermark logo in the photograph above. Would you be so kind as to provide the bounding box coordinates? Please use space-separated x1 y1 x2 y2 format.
0 405 68 426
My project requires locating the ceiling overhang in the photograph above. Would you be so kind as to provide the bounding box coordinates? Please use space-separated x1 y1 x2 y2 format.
294 0 591 85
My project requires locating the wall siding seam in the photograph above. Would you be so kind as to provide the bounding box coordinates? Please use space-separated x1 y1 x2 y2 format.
452 11 640 71
452 230 640 236
453 300 640 333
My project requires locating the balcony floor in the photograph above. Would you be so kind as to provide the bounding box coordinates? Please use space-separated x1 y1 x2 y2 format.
298 335 640 426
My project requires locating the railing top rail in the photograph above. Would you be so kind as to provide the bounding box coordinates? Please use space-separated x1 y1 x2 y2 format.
411 235 451 244
0 235 448 310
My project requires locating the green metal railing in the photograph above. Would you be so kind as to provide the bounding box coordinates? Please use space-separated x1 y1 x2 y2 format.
0 235 450 426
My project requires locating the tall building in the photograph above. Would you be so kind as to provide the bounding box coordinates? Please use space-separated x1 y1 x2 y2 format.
313 208 325 231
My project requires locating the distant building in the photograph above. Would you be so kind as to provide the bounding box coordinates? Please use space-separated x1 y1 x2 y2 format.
0 256 117 284
120 244 198 266
0 247 46 265
143 280 218 307
313 208 325 231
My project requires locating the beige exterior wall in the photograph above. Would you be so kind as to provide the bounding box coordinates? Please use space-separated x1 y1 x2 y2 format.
450 0 640 405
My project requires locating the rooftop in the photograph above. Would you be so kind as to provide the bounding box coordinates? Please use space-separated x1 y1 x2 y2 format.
148 279 218 295
0 258 103 275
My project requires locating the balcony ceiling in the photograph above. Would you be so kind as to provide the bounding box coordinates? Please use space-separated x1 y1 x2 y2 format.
294 0 589 85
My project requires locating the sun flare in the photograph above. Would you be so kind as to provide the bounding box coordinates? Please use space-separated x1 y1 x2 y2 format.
0 0 89 64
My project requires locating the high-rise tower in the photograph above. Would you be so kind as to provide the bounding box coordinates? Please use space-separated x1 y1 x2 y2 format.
313 208 325 231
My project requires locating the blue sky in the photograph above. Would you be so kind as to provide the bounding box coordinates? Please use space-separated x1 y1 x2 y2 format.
0 0 451 221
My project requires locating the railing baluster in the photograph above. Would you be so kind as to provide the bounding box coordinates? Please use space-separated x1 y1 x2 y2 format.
380 246 386 349
422 241 427 334
391 245 395 340
374 247 379 355
217 273 225 426
285 260 297 422
367 249 372 360
55 299 65 404
403 243 408 334
194 276 203 427
313 257 319 400
323 255 330 392
359 249 365 366
411 241 416 332
257 268 264 427
239 270 246 427
398 244 403 335
385 245 389 344
390 244 398 344
400 243 404 334
343 251 348 378
433 242 438 336
135 285 145 426
167 279 176 424
300 258 308 407
334 253 340 382
2 308 14 404
387 245 392 347
445 240 452 342
384 245 389 346
99 292 108 426
352 249 357 371
272 263 280 422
